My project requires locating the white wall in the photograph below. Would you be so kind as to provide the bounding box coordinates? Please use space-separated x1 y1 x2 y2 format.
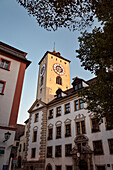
0 129 15 170
0 54 20 126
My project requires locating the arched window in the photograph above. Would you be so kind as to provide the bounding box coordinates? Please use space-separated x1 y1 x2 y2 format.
41 76 43 86
56 76 62 85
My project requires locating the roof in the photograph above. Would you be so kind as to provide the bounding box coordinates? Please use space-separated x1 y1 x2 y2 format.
15 124 25 140
0 41 31 68
48 76 95 105
38 51 71 65
24 118 29 124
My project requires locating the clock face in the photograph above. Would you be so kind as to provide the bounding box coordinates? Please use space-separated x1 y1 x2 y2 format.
40 64 46 77
53 63 65 75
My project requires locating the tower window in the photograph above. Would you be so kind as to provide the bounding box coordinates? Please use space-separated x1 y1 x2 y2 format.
40 76 43 86
56 76 62 85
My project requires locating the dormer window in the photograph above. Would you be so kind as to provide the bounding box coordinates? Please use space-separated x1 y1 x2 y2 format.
56 88 62 98
78 83 82 89
75 85 78 90
56 76 62 85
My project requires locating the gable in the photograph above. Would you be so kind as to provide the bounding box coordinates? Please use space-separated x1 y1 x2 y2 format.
28 99 46 113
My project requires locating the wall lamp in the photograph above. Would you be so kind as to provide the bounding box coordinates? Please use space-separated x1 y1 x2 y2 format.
3 132 11 142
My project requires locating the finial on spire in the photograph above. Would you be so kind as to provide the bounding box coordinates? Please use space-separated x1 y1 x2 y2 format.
53 42 55 52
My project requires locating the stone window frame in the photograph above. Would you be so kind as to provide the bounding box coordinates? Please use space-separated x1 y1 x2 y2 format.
32 126 38 142
75 114 86 135
64 119 72 137
55 121 62 139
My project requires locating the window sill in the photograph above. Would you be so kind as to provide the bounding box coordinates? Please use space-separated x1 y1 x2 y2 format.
0 67 10 71
0 93 4 95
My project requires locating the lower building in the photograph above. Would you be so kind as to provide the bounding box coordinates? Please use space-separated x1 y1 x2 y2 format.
24 77 113 170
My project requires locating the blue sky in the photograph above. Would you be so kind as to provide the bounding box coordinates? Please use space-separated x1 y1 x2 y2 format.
0 0 95 124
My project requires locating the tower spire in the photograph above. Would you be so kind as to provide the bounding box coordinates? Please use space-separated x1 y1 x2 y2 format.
53 42 55 52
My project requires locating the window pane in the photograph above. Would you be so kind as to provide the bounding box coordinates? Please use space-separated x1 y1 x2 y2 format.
56 126 61 139
76 122 80 135
31 148 36 158
108 139 113 154
81 121 86 134
55 145 61 157
48 128 53 140
65 144 72 157
65 124 71 137
65 103 70 114
91 118 100 133
79 99 83 109
0 82 4 93
47 146 52 158
75 101 79 111
56 107 61 117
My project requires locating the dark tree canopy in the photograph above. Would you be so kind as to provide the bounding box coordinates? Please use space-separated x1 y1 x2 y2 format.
17 0 113 31
17 0 95 31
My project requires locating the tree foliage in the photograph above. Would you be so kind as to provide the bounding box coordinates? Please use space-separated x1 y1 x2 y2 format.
17 0 95 31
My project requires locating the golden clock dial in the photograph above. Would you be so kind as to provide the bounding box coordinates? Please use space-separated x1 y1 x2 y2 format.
53 63 65 75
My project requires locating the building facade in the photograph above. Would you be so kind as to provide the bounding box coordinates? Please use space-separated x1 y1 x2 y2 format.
0 42 31 170
24 51 113 170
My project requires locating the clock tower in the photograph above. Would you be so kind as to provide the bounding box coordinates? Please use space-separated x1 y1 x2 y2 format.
37 50 71 103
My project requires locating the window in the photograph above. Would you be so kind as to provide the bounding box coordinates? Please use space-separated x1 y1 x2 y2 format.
77 142 86 153
76 120 86 135
56 126 61 139
66 166 72 170
78 83 82 89
79 99 83 109
56 76 62 85
55 145 62 157
23 143 25 151
74 82 82 91
56 166 61 170
65 144 72 157
0 81 6 94
32 130 37 142
31 148 36 158
16 142 19 147
19 144 21 152
74 99 83 111
75 101 79 111
93 140 104 155
91 118 100 133
65 124 71 137
65 103 70 114
108 139 113 154
47 146 52 158
48 109 53 119
0 58 10 70
48 128 53 140
34 113 39 122
96 166 105 170
105 117 113 130
40 76 43 86
56 107 61 117
40 88 42 94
